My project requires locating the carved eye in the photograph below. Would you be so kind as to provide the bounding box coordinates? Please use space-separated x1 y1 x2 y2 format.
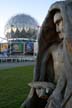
38 87 41 90
46 88 49 93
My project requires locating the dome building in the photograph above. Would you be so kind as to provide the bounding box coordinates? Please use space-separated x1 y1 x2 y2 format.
4 14 39 57
5 14 39 40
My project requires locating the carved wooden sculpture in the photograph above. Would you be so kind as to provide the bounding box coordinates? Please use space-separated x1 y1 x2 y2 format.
21 0 72 108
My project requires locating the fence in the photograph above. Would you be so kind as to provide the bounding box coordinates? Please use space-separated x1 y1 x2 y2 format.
0 55 36 63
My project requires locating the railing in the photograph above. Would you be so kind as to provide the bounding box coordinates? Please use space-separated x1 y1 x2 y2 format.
0 55 36 63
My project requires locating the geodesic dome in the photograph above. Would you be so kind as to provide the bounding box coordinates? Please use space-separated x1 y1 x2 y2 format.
4 14 39 40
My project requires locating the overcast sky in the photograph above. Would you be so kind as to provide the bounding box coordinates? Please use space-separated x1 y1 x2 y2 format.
0 0 62 42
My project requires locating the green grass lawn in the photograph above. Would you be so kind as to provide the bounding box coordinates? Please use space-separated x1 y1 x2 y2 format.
0 65 34 108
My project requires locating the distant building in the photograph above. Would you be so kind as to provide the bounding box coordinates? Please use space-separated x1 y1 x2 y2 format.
4 14 39 40
4 14 39 56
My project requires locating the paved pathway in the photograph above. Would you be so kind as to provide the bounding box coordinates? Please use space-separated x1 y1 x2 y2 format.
0 61 35 70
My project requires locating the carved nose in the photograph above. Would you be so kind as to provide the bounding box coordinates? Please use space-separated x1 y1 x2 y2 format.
56 24 60 32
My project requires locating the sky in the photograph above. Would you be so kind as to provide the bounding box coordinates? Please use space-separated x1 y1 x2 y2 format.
0 0 61 42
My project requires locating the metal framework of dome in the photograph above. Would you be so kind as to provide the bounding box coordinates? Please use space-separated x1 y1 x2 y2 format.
5 14 39 40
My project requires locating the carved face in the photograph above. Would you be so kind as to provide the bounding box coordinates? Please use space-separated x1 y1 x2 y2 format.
36 88 49 99
36 88 44 97
53 12 64 40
